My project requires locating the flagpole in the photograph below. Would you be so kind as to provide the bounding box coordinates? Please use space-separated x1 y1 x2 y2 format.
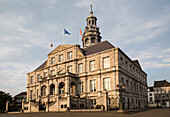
63 29 65 44
79 29 81 47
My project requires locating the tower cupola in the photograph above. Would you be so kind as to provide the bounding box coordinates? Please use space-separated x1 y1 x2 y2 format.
82 4 102 48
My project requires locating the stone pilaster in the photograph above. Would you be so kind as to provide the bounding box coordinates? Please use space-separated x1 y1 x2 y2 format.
103 91 108 111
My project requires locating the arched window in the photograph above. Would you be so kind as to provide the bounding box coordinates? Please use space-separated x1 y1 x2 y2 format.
50 84 55 95
41 85 46 96
85 38 89 44
71 82 76 96
59 82 65 94
91 37 95 43
92 20 94 25
89 20 91 25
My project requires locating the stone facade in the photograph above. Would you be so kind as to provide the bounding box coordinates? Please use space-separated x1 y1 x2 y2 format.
23 5 147 112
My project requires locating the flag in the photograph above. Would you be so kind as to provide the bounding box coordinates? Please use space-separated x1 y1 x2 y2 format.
50 42 53 47
64 29 71 35
80 29 84 40
80 29 82 35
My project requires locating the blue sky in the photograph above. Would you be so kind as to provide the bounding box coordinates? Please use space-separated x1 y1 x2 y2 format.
0 0 170 96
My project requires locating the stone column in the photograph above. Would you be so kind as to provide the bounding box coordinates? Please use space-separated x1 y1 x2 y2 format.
56 96 59 111
21 99 24 112
6 100 9 113
29 100 31 112
65 73 70 95
46 101 49 112
103 91 108 111
67 95 71 111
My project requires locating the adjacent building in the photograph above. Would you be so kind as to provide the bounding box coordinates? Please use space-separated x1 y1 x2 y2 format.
23 5 147 112
148 80 170 108
13 92 27 104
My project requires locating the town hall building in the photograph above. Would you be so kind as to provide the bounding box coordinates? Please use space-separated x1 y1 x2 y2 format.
23 5 148 112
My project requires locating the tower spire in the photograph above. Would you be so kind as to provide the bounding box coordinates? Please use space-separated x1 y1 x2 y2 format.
90 4 93 14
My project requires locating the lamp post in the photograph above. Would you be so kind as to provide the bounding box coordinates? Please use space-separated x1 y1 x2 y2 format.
117 82 126 112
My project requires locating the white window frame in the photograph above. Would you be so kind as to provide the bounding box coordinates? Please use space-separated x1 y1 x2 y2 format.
51 57 55 64
67 65 72 73
103 78 110 91
79 81 84 94
67 51 72 59
59 54 63 62
89 60 95 71
30 90 33 100
37 74 41 82
103 57 110 69
51 70 55 76
78 63 83 73
90 80 96 92
30 76 33 84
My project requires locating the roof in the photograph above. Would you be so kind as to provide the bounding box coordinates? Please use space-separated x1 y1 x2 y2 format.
34 60 47 71
148 86 154 91
83 40 115 56
14 92 27 97
154 80 170 87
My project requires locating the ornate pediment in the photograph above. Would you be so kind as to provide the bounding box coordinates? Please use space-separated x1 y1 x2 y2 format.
48 45 75 56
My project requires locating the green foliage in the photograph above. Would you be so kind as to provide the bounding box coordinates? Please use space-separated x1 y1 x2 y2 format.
95 105 102 109
0 91 12 111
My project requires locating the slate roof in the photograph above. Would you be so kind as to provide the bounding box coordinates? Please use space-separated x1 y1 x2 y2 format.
14 92 27 97
154 80 170 87
34 60 47 71
83 40 115 56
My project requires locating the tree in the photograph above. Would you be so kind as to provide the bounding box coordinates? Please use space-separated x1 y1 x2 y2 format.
0 91 12 111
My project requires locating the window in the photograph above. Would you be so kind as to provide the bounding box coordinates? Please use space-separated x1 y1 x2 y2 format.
78 63 83 73
90 80 96 92
103 57 110 69
126 80 129 90
91 38 95 43
91 99 96 108
67 65 72 72
79 81 84 94
67 51 72 59
85 38 89 44
30 90 33 100
51 70 55 76
44 72 47 77
30 76 33 84
59 54 63 62
150 97 152 102
149 93 152 96
37 74 41 82
50 84 55 95
51 57 55 64
104 78 110 91
59 82 65 94
89 60 95 71
41 86 46 96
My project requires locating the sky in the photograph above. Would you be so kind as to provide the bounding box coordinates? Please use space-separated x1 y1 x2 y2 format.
0 0 170 96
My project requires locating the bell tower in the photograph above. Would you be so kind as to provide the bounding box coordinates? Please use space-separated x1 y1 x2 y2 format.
82 4 102 48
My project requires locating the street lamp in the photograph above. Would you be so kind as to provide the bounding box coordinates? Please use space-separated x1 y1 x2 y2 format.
116 81 126 112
